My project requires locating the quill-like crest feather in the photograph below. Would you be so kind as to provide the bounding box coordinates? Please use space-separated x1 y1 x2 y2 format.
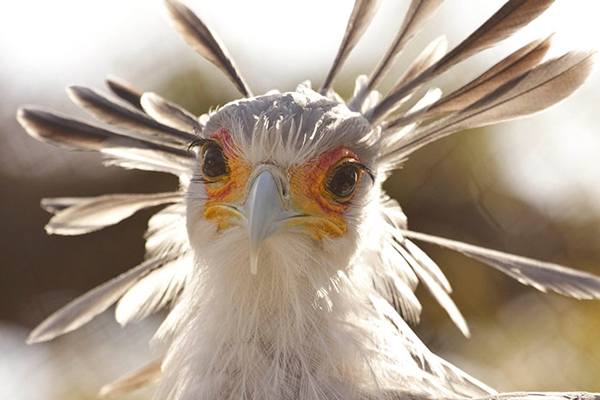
320 0 381 94
163 0 253 97
98 359 163 398
393 240 470 337
27 256 173 344
401 229 600 300
371 0 556 122
115 255 191 326
44 192 182 236
16 107 194 175
350 34 447 113
388 35 448 97
140 92 202 134
355 0 444 107
365 239 422 324
106 75 144 111
404 239 451 292
385 34 553 131
426 34 553 115
383 50 596 161
67 86 197 145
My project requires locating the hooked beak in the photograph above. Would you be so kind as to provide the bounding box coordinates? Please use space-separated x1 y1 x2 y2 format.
202 164 348 275
243 168 290 275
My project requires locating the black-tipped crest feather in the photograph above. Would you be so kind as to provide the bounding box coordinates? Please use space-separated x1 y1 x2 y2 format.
141 92 203 134
367 0 443 92
371 0 556 122
384 34 553 131
320 0 381 94
106 75 144 111
401 229 600 300
27 256 174 344
382 50 596 161
67 86 197 145
44 192 182 236
163 0 253 97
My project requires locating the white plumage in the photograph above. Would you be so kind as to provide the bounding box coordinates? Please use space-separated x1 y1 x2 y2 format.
16 0 600 399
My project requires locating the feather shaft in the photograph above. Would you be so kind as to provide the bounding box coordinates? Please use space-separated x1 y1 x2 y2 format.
368 0 444 91
383 50 595 161
141 92 202 134
385 34 553 130
320 0 381 93
401 229 600 300
44 192 183 236
106 75 144 111
371 0 555 122
67 86 197 145
163 0 253 97
27 256 172 344
99 359 163 398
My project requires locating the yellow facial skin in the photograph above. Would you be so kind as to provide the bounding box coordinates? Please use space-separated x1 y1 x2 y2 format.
201 129 252 229
201 129 363 241
286 148 363 241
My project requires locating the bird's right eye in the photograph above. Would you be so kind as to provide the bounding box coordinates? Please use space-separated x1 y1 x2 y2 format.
201 143 229 180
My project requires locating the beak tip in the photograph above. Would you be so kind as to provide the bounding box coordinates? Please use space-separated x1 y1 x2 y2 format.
250 249 259 275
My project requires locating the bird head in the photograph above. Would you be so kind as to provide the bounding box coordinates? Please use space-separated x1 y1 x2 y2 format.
186 89 380 278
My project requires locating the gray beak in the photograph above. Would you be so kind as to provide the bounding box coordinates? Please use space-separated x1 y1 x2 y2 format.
243 168 289 274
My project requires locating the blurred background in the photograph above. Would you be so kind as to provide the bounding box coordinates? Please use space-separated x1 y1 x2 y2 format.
2 0 600 399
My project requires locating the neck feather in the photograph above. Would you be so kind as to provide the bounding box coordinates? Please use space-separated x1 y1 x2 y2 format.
157 229 385 399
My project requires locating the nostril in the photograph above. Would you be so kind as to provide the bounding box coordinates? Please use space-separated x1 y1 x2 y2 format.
281 182 289 198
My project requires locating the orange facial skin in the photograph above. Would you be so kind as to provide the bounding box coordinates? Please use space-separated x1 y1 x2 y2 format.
287 147 362 240
202 129 252 229
201 129 363 241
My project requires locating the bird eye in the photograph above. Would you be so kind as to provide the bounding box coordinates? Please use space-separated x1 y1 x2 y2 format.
201 143 229 180
326 161 362 201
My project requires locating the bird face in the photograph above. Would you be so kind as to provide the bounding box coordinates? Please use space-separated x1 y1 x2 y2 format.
186 90 380 275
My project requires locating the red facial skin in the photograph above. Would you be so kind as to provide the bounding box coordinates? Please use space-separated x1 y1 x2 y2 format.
201 129 252 229
202 128 252 202
201 129 362 239
291 146 361 215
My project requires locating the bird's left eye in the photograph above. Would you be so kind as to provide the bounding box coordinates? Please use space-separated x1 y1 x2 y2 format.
326 160 363 201
201 143 229 180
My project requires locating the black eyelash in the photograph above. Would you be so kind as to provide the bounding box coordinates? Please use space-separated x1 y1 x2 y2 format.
355 162 375 182
190 176 210 184
188 138 214 152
